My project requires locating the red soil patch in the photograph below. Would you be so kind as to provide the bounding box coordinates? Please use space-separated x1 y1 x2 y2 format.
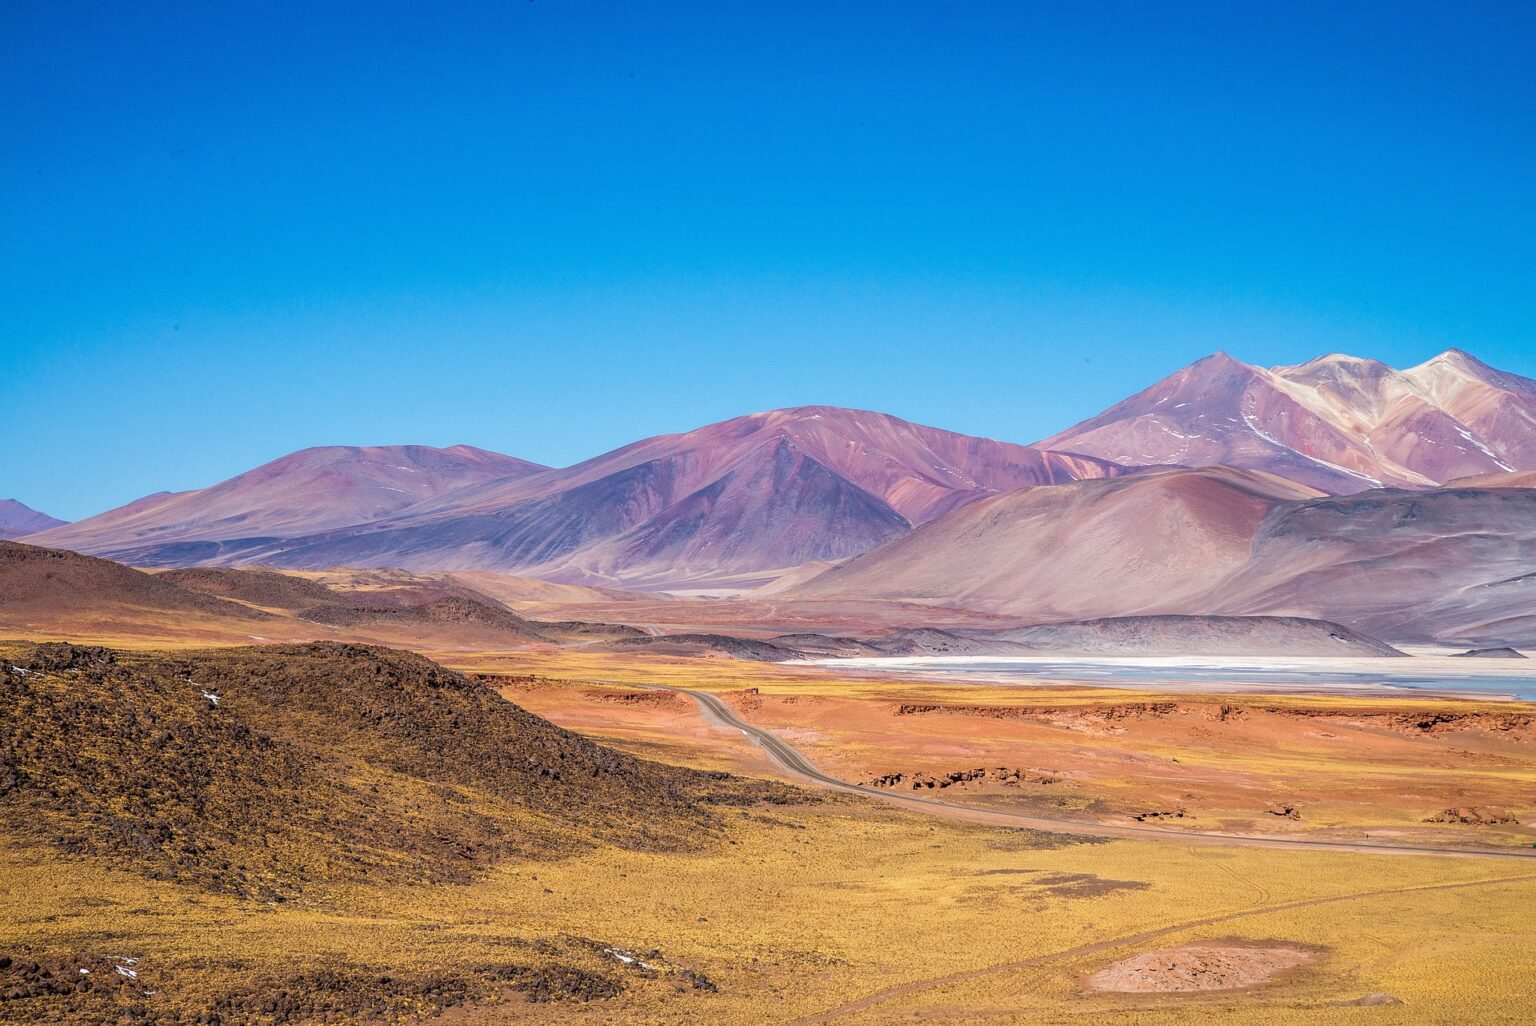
1085 941 1317 993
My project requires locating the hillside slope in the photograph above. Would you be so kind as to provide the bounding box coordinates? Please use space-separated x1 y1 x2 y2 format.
0 641 790 900
0 541 275 627
790 467 1319 618
0 499 66 539
1208 485 1536 645
26 444 547 560
0 543 641 647
791 475 1536 646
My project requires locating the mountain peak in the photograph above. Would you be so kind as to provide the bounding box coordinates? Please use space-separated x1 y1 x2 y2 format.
1408 347 1497 378
749 404 912 428
26 443 551 552
1045 347 1536 492
1273 352 1393 378
1194 350 1252 370
0 499 68 540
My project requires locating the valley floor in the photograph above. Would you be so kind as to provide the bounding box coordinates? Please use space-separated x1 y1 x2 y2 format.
6 643 1536 1024
476 649 1536 853
6 797 1535 1025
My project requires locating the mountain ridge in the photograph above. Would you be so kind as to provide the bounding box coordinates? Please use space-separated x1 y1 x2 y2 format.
0 498 66 539
26 406 1124 585
27 444 547 552
16 350 1536 595
1041 349 1536 492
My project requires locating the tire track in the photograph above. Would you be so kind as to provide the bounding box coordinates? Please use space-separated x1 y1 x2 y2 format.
779 871 1536 1025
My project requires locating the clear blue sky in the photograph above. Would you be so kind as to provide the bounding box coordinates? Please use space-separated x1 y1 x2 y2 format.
5 1 1534 520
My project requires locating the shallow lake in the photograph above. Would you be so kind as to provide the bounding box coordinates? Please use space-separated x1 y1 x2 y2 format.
802 656 1536 701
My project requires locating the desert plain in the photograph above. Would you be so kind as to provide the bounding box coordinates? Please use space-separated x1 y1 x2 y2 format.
4 557 1535 1026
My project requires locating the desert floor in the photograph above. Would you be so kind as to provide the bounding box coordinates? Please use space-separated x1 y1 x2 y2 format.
6 641 1536 1024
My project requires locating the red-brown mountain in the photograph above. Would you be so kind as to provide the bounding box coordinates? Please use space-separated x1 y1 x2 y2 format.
27 408 1123 587
791 466 1323 619
1208 483 1536 647
25 445 547 563
1040 350 1536 493
0 499 66 540
790 468 1536 646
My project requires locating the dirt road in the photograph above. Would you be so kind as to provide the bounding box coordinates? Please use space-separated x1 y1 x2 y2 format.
645 682 1536 861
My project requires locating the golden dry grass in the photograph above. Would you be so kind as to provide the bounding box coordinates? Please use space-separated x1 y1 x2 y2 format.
5 800 1535 1025
5 635 1536 1023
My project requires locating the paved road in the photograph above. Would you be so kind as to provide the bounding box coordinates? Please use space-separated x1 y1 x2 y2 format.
641 682 1536 862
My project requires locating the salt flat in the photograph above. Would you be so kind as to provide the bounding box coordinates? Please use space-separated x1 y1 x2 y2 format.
799 653 1536 700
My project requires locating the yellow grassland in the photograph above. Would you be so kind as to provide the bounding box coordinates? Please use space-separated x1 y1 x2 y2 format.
5 799 1534 1025
6 637 1536 1022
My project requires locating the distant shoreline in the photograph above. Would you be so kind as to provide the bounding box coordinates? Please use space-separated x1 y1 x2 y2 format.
795 654 1536 701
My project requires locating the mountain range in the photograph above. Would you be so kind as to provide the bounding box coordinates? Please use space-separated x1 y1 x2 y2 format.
14 348 1536 642
25 407 1121 587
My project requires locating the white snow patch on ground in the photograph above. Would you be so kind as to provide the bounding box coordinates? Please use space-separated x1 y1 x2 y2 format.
1239 403 1380 484
1451 424 1516 471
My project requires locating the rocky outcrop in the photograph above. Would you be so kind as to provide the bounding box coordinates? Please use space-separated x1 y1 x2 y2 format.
1452 647 1528 659
862 767 1060 790
1424 807 1520 825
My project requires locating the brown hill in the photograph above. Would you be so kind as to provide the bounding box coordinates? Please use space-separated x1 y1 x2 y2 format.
301 595 557 640
160 564 529 616
1207 486 1536 646
1 544 644 647
296 594 645 645
280 584 643 645
790 467 1320 619
0 641 792 901
158 565 346 609
976 615 1405 658
0 541 272 625
434 569 645 607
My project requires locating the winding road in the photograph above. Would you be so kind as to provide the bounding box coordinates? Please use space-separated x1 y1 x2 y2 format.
615 683 1536 1024
639 682 1536 861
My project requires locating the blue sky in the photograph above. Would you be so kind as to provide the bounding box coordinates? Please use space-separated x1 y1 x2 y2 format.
5 1 1534 520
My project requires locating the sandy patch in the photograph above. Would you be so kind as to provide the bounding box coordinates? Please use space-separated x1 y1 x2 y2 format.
1085 941 1317 993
